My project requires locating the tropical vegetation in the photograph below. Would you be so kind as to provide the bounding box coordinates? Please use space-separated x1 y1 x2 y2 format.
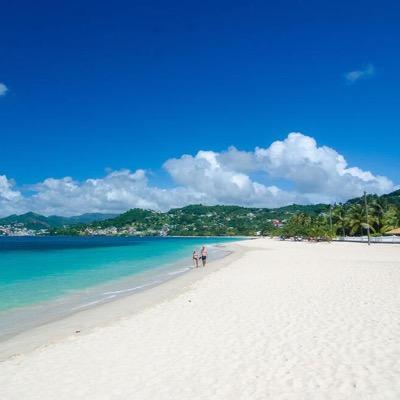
1 190 399 238
280 191 400 240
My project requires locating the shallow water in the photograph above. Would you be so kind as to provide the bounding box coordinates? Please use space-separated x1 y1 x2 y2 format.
0 236 239 340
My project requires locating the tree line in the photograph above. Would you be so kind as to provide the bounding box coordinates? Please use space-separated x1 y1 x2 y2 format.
275 194 399 240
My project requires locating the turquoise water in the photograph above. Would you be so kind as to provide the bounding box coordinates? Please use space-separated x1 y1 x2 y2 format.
0 236 239 313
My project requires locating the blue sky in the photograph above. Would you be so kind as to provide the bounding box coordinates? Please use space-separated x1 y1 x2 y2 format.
0 0 399 215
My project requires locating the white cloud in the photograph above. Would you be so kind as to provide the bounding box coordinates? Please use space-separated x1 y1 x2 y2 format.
254 133 394 202
164 150 300 208
345 64 375 83
0 176 21 201
0 83 8 96
0 175 23 216
24 170 205 216
0 133 397 216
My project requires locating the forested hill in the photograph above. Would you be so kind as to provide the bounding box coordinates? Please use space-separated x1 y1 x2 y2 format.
47 203 330 236
0 212 117 230
2 189 399 236
51 189 400 236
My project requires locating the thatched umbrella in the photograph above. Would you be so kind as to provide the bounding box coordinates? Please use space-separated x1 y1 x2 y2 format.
385 227 400 235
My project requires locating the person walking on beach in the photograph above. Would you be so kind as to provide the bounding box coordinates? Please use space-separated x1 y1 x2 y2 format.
192 250 199 268
200 245 208 267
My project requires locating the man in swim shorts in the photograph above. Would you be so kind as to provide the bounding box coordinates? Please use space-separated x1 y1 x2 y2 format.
200 245 208 267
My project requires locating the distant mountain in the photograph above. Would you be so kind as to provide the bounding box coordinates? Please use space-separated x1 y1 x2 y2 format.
3 189 399 235
382 189 400 206
53 203 331 236
64 213 119 224
345 189 400 206
0 212 118 230
0 212 59 230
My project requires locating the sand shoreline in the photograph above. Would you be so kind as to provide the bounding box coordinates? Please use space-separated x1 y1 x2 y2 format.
1 238 399 399
0 241 248 361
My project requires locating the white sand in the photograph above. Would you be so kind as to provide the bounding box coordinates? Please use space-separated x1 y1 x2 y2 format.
1 239 399 399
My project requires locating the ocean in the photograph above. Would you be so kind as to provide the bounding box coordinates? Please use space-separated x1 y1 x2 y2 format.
0 236 240 340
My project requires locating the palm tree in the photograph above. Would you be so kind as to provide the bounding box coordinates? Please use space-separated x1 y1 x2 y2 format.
332 204 346 237
370 196 388 233
380 206 399 233
345 203 376 236
291 213 312 226
283 213 312 238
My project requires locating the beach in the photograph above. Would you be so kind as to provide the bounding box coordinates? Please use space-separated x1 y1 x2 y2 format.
1 238 400 399
0 236 239 344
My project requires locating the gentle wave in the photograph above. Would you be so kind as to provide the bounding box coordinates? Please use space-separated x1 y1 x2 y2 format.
167 267 191 276
70 294 117 311
102 280 162 296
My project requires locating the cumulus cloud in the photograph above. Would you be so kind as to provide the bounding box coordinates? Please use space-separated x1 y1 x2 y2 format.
164 150 300 208
1 170 205 217
0 133 397 216
255 133 394 202
345 64 375 83
0 83 8 96
0 176 21 201
0 175 23 216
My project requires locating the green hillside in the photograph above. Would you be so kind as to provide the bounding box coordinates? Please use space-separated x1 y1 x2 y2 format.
0 212 117 230
3 189 399 237
50 203 334 236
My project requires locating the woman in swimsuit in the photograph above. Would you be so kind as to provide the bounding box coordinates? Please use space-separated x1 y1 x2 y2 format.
192 250 199 268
